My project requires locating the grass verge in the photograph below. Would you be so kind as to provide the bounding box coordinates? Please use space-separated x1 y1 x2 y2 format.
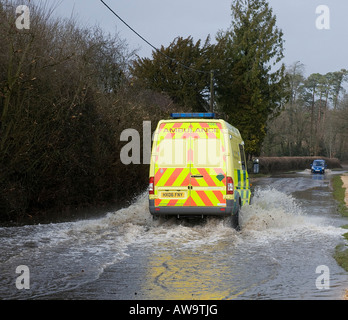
332 176 348 273
334 225 348 270
331 175 348 217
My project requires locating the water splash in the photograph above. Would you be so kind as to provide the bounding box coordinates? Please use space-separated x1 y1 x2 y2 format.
1 181 347 300
240 187 305 232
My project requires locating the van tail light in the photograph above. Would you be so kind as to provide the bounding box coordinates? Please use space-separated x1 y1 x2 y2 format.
149 177 154 195
227 176 234 195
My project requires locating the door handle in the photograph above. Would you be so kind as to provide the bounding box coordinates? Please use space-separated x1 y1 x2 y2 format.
191 175 204 178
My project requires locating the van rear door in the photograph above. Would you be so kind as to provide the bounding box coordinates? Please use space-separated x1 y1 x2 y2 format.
189 122 227 208
153 121 227 209
154 122 191 207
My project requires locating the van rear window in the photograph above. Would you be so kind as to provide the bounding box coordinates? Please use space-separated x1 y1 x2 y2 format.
193 138 222 167
156 136 223 167
157 138 187 167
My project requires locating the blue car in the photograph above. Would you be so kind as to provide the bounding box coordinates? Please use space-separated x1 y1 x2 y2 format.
310 159 327 174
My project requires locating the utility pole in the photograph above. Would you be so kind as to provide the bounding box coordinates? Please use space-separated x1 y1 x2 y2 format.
210 70 214 113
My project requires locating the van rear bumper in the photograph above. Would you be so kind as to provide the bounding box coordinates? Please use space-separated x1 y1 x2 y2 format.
149 200 235 216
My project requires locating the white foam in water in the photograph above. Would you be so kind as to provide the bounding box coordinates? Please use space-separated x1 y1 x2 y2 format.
240 187 305 232
14 186 342 255
239 186 346 247
98 187 343 244
104 192 152 227
300 168 333 175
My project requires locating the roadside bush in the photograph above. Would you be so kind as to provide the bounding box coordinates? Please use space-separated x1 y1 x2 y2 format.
257 156 342 174
0 1 177 222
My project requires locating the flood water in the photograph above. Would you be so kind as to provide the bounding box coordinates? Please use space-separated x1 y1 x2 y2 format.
1 170 348 300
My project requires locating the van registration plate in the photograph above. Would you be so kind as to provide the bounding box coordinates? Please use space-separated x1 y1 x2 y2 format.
160 191 186 199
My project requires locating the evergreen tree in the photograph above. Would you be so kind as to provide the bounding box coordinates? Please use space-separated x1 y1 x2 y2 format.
131 36 211 112
215 0 288 157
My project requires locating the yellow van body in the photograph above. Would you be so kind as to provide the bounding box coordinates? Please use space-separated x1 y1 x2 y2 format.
148 114 251 224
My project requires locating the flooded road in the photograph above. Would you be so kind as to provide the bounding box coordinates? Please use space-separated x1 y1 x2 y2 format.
1 170 348 300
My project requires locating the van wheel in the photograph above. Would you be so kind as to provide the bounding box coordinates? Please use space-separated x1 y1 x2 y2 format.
231 202 240 231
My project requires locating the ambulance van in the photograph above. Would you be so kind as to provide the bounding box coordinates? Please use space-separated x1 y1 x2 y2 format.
148 113 251 228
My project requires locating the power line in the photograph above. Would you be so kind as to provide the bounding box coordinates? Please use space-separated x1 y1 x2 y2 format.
99 0 210 75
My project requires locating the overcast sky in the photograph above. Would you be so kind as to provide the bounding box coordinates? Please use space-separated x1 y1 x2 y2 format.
50 0 348 77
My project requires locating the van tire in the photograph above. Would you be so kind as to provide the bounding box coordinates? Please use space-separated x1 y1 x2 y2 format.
231 201 240 231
